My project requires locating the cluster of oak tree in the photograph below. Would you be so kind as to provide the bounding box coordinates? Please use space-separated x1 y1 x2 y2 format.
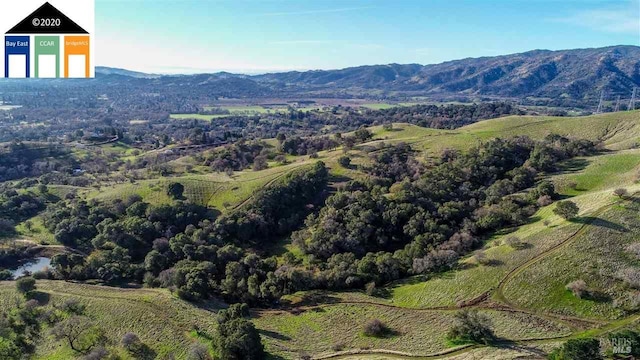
20 134 596 306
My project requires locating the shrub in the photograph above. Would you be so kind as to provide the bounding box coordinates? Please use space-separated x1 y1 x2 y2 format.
0 270 12 280
446 310 495 345
121 332 143 354
187 343 210 360
167 182 185 199
84 347 109 360
338 156 351 168
24 299 40 310
252 156 268 171
365 281 376 296
566 279 589 299
363 319 389 337
274 154 287 165
32 270 51 280
613 188 628 198
16 277 36 296
537 195 553 207
548 338 602 360
553 201 579 220
617 268 640 289
472 250 491 265
626 243 640 260
505 236 526 250
58 298 86 315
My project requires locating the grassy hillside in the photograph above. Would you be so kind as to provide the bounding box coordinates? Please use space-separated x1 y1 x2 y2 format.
503 199 640 319
254 304 570 359
6 111 640 359
250 111 640 358
361 111 640 154
0 281 222 360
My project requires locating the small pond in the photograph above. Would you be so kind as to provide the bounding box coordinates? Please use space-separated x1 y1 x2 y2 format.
10 257 51 278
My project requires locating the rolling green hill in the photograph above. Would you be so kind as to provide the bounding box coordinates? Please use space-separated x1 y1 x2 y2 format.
0 281 221 360
5 110 640 359
363 110 640 153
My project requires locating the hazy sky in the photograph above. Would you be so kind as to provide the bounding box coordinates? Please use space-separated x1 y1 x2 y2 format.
96 0 640 74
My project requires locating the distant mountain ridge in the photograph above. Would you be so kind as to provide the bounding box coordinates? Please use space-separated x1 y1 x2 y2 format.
253 46 640 98
95 66 159 79
92 45 640 102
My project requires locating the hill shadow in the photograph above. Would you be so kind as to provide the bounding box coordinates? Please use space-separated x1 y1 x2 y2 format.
555 158 590 174
328 174 351 183
495 340 548 357
279 291 341 308
585 290 612 303
571 217 628 232
259 329 292 341
265 353 287 360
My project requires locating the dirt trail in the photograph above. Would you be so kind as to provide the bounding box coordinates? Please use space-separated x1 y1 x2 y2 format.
262 195 640 359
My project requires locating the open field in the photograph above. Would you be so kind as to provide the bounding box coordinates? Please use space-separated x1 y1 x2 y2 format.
0 281 222 360
252 111 640 358
503 199 640 320
553 149 640 196
357 111 640 154
14 215 56 244
169 114 231 121
5 111 640 359
129 120 149 125
388 224 581 309
254 304 571 359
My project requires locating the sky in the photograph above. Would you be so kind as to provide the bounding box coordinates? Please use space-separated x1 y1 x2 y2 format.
96 0 640 74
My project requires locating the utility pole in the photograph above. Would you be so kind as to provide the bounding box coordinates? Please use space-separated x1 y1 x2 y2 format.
596 90 604 114
614 95 621 112
630 87 637 111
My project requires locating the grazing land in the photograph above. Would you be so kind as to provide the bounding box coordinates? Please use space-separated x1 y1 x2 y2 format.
1 92 640 359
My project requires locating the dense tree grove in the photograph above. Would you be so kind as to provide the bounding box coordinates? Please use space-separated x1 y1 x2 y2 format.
203 141 269 172
289 134 596 290
212 162 329 246
278 135 339 155
0 142 73 182
42 198 209 283
361 102 522 129
0 186 48 236
44 163 328 304
32 134 597 305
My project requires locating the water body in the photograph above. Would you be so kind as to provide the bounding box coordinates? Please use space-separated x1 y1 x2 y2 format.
10 257 51 278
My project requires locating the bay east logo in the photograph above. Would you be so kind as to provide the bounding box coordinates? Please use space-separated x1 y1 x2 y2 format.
2 0 94 79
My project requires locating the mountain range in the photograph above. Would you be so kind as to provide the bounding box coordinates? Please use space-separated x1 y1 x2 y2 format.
91 45 640 102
